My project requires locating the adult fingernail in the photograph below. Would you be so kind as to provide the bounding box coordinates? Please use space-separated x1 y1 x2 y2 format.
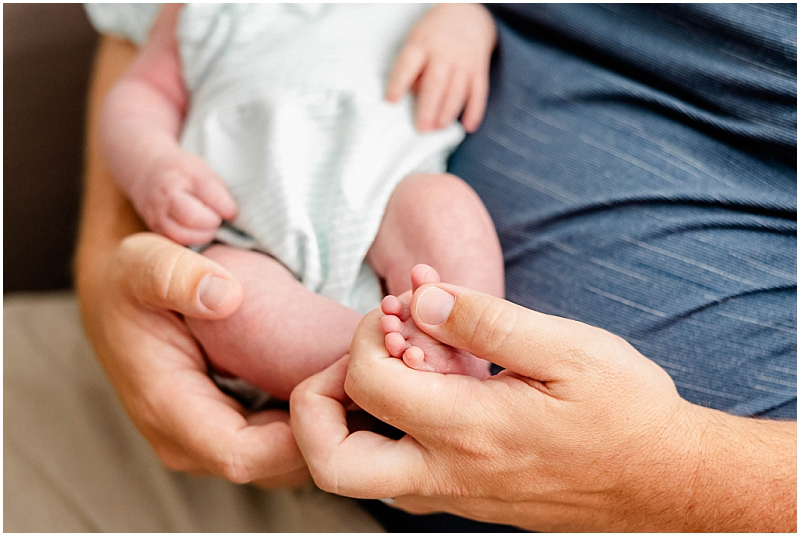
415 286 454 326
198 275 232 310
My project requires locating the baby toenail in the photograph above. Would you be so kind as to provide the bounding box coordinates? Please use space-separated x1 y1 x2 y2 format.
415 286 454 326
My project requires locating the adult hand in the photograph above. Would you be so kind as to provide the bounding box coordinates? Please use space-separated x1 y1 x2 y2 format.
292 279 796 531
81 232 310 487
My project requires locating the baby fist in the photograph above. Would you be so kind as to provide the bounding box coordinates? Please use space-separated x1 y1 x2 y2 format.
134 150 237 246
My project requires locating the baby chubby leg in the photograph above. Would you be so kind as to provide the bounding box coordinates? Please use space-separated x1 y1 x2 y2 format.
367 172 504 298
185 245 361 400
367 173 504 377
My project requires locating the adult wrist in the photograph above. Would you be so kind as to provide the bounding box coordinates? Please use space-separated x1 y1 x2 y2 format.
686 405 796 532
607 398 706 531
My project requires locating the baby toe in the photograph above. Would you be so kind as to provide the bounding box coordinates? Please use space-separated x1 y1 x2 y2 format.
380 314 404 334
385 332 409 358
402 346 427 370
381 294 411 321
381 295 403 316
410 264 441 291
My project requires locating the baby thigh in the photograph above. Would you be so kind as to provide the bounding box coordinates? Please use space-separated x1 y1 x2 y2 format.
367 173 505 297
185 245 361 400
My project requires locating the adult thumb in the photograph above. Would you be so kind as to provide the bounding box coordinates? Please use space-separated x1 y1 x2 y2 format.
114 233 243 318
409 283 596 381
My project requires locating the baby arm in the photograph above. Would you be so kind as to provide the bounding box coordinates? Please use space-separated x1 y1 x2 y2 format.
386 4 497 133
100 4 236 245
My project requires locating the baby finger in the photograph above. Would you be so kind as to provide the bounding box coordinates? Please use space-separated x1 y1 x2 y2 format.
168 190 223 230
416 61 451 131
386 44 427 102
461 74 489 133
191 169 238 221
160 216 219 246
437 68 469 128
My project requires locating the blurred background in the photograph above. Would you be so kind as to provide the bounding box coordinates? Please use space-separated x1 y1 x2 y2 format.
4 4 97 294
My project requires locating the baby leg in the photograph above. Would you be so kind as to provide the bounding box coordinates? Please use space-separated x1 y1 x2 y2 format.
367 172 504 298
185 245 361 400
367 173 504 377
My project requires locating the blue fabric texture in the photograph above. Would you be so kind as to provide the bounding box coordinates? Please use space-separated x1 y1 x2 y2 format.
367 3 796 531
453 4 796 421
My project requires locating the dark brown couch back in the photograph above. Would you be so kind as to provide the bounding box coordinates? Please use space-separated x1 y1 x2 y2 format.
4 4 98 293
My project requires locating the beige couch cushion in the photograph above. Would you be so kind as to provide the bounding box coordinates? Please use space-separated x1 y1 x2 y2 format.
3 292 382 532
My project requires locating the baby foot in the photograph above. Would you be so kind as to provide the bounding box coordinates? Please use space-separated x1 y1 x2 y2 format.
380 264 491 379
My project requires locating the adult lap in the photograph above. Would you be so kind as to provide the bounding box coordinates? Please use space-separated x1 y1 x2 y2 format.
3 293 381 532
449 4 796 419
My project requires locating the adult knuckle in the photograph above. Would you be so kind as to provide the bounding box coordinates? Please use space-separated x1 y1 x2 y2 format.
308 458 341 494
218 451 253 484
131 393 160 428
311 471 335 494
342 367 364 401
605 329 634 352
289 377 314 408
560 344 596 376
467 298 518 360
146 250 179 303
559 322 622 375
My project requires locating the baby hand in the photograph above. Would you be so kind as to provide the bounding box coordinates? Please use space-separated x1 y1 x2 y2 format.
131 149 238 246
386 4 496 133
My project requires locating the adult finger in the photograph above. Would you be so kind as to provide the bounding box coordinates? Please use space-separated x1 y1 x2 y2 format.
115 232 243 318
461 73 489 133
291 356 428 498
147 363 306 483
344 309 490 434
409 283 601 381
386 44 427 102
246 407 311 488
416 61 451 131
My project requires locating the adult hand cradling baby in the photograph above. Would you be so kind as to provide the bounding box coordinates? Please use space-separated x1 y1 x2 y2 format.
291 273 796 532
81 232 309 487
